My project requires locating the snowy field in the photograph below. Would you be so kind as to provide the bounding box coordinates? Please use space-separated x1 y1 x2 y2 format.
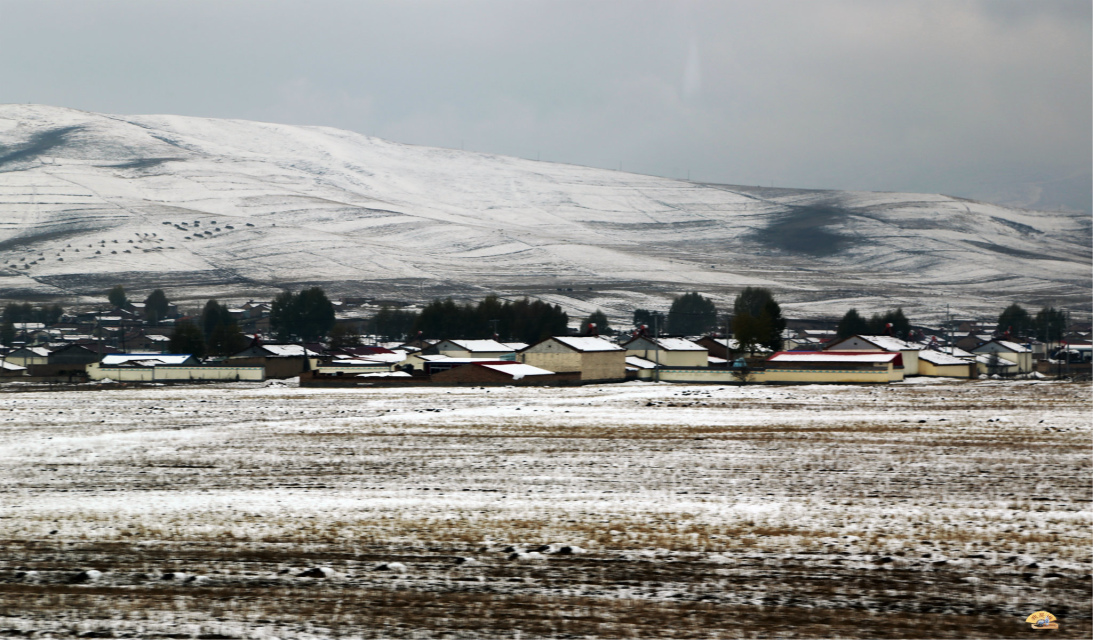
0 379 1090 638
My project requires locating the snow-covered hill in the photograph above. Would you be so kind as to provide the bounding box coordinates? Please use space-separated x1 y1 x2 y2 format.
0 104 1088 320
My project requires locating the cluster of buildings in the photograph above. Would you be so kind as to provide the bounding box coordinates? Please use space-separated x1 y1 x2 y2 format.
2 300 1088 386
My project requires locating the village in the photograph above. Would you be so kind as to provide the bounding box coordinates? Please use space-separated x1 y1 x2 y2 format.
1 289 1089 388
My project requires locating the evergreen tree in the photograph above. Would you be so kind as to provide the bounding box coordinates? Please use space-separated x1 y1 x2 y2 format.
866 308 911 339
144 289 170 325
207 322 248 357
373 306 419 342
998 303 1033 338
731 312 764 355
270 291 296 340
269 288 336 341
1035 307 1066 344
836 308 869 338
107 285 128 308
296 287 336 341
583 310 610 336
731 287 784 351
169 321 206 359
329 324 361 348
1 321 14 346
667 292 717 335
632 309 663 332
412 296 567 343
44 304 64 325
200 299 247 356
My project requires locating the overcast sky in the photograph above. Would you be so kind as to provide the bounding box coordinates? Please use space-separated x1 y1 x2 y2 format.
2 0 1090 211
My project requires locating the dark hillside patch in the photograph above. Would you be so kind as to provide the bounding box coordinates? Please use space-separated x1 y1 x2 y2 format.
0 126 83 170
753 204 849 256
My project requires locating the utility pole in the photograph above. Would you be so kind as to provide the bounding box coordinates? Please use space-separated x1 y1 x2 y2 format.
653 313 660 382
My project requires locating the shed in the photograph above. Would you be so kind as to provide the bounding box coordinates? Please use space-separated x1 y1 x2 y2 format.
761 351 905 383
430 361 577 385
917 350 976 378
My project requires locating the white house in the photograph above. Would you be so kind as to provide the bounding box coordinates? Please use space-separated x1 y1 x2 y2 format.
972 339 1033 374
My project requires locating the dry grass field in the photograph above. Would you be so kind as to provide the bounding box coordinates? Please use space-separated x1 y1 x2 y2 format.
0 379 1089 638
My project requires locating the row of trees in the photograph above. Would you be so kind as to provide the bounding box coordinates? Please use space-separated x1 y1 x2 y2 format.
836 308 912 340
633 289 786 353
169 299 250 358
271 288 336 341
998 303 1067 342
3 302 64 325
412 296 568 343
106 285 171 324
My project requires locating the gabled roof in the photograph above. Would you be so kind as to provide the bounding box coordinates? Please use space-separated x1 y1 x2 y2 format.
624 336 707 351
973 339 1031 353
918 350 973 366
625 355 658 369
826 335 918 352
547 336 623 352
10 346 50 356
974 354 1019 366
261 344 321 357
438 339 513 352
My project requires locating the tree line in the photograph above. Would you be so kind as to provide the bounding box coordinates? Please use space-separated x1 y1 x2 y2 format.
406 296 568 344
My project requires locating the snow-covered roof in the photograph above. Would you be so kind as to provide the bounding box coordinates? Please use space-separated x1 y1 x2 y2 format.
443 339 513 353
768 351 901 364
335 351 405 364
648 337 707 351
416 356 502 364
14 346 51 356
261 344 321 357
708 356 728 364
625 355 658 369
101 354 194 366
502 342 529 351
918 350 973 366
478 362 554 378
1 361 26 371
550 336 623 352
976 339 1031 353
830 335 918 352
147 334 171 342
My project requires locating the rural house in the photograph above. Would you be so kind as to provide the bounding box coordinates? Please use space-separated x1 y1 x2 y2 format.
824 335 921 375
622 336 709 368
518 336 626 382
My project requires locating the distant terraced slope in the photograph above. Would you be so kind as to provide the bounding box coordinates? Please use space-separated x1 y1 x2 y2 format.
0 104 1088 320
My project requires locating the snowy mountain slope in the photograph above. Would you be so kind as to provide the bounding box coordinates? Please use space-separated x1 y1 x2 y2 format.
0 104 1088 320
